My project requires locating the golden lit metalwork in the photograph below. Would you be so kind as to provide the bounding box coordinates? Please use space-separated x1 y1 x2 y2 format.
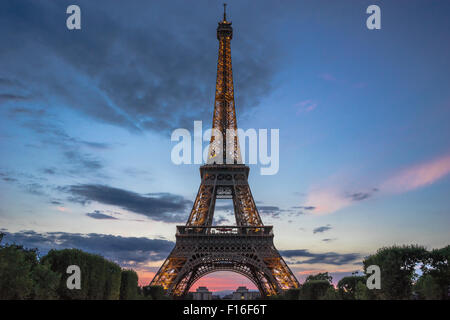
150 6 299 297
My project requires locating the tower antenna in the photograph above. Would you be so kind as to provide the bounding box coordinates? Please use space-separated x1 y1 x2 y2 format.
223 3 227 21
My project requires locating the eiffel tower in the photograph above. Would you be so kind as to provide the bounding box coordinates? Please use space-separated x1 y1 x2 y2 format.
150 4 299 297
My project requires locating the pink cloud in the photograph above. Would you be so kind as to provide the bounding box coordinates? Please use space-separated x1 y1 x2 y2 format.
381 154 450 193
295 99 317 115
301 153 450 215
304 188 352 215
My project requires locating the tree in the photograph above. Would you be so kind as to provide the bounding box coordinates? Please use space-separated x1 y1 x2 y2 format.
298 272 334 300
363 244 427 299
120 270 139 300
355 281 371 300
30 261 60 300
299 280 331 300
0 244 60 300
0 245 35 299
422 245 450 299
320 287 341 300
414 274 441 300
305 272 333 283
337 275 366 300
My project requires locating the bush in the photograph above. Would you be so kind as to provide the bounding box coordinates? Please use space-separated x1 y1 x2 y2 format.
320 287 341 300
143 285 169 300
299 280 331 300
337 275 366 300
283 288 301 300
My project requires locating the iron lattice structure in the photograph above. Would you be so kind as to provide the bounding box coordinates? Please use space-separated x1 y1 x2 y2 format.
150 6 299 297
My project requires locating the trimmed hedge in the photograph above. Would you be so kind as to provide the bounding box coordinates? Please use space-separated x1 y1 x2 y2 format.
41 249 121 300
120 269 139 300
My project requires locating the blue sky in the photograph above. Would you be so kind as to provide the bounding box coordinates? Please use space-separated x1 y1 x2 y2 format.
1 0 449 289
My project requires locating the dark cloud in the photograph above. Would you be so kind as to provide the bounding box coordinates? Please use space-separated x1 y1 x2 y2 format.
9 108 109 175
0 93 29 104
313 224 332 234
86 210 118 220
42 168 56 175
63 151 103 171
347 188 379 201
0 0 278 133
293 206 316 211
322 238 336 242
348 192 371 201
1 230 174 266
258 205 284 218
0 171 49 196
62 184 191 223
215 203 234 212
0 171 17 183
214 215 231 225
280 249 361 266
291 205 315 215
215 203 292 220
23 182 45 196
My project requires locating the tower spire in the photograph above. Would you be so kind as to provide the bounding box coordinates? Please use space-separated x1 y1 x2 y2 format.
208 3 242 165
223 3 227 21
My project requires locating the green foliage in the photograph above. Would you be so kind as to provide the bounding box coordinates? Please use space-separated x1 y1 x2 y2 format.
41 249 122 300
299 280 331 300
283 288 301 300
30 262 61 300
337 275 366 300
103 260 121 300
0 244 60 300
305 272 333 283
363 244 427 300
143 285 169 300
41 249 89 299
414 274 441 300
422 245 450 299
355 281 371 300
120 269 139 300
0 245 35 299
320 287 341 300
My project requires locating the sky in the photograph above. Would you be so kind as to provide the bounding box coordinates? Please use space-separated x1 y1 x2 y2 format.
1 0 449 291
